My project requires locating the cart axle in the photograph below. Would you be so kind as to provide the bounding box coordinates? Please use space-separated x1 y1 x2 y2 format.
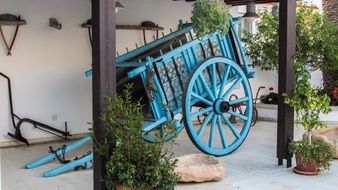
213 99 230 114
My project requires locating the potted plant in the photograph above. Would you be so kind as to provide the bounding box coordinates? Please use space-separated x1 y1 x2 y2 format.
191 0 231 38
94 85 178 190
284 61 333 175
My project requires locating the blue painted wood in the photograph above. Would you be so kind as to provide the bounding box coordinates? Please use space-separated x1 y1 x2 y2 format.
229 19 255 79
116 62 146 67
43 153 93 177
127 66 147 78
24 136 92 169
84 18 255 154
183 57 253 156
232 17 242 25
116 25 192 63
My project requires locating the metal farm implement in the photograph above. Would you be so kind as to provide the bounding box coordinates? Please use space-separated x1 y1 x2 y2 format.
25 18 255 177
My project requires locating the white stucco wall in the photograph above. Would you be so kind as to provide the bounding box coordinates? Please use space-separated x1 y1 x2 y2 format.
0 0 92 143
0 0 194 144
0 0 325 144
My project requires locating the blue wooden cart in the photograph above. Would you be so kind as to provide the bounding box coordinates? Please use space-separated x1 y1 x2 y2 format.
25 18 256 177
87 18 255 156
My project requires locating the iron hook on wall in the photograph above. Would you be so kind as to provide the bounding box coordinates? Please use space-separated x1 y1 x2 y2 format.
0 14 26 56
81 19 92 47
49 18 62 30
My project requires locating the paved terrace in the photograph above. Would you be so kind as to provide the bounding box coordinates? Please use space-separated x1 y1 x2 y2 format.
1 121 338 190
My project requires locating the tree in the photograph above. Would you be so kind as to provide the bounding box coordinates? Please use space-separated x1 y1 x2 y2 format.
243 2 338 105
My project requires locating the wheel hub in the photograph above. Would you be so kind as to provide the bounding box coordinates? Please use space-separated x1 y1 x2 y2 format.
214 99 230 114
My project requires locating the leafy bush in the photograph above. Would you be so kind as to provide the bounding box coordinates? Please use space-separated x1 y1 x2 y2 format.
289 139 334 171
261 92 278 104
95 85 178 190
191 0 231 38
320 85 338 106
243 3 338 72
284 61 331 133
285 61 333 172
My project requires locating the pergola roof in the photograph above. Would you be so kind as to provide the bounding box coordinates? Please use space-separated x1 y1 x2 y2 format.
174 0 279 6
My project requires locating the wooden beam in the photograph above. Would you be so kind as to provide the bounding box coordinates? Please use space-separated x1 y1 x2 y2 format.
277 0 296 168
92 0 116 190
225 0 279 6
173 0 280 6
116 25 164 31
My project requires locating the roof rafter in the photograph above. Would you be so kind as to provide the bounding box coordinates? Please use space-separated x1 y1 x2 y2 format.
173 0 279 6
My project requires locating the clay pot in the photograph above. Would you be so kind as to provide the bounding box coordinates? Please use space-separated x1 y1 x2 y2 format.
293 154 318 175
114 185 131 190
114 185 124 190
114 185 142 190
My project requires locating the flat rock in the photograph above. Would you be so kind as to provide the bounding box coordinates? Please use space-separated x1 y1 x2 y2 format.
303 127 338 159
174 154 225 182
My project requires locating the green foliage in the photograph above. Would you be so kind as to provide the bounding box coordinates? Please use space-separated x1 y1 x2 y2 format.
94 84 178 190
320 83 338 106
261 92 278 104
289 138 334 171
191 0 231 38
242 10 278 71
285 61 333 171
284 61 331 132
243 3 338 72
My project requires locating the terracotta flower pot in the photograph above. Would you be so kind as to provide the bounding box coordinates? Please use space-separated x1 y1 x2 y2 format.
114 185 139 190
114 185 120 190
293 154 318 175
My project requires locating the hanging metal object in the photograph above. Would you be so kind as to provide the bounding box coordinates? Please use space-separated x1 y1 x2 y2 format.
116 1 124 13
242 2 259 34
271 5 279 16
242 2 259 19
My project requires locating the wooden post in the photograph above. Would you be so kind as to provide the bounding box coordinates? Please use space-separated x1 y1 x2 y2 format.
92 0 116 189
277 0 296 168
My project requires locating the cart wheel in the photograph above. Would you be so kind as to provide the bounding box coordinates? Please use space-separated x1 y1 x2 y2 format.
251 106 258 127
237 105 258 127
143 121 184 142
197 107 209 124
183 57 253 156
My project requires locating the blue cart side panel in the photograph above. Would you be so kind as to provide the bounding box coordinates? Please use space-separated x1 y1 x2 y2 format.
150 27 241 113
84 18 255 133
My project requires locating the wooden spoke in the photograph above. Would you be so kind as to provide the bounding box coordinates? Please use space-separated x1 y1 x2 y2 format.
222 77 243 99
192 92 213 106
221 113 241 139
217 115 228 148
197 112 213 137
208 114 217 148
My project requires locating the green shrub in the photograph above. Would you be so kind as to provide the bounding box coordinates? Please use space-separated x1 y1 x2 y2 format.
95 85 178 190
191 0 231 38
261 92 278 104
285 60 333 172
289 139 334 171
243 3 338 72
